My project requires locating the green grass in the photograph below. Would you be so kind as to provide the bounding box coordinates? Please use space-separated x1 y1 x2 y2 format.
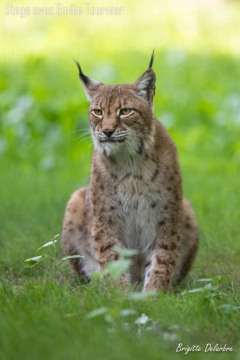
1 0 240 359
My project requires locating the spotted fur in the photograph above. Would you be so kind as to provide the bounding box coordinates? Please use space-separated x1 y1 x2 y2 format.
62 55 199 292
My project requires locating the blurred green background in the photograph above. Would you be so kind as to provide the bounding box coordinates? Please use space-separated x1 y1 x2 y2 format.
1 0 240 166
0 1 240 359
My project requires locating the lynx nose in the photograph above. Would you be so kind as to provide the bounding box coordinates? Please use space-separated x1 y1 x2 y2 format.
103 129 114 138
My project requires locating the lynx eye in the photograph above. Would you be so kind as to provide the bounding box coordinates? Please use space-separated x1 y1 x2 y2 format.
119 108 132 116
92 109 103 117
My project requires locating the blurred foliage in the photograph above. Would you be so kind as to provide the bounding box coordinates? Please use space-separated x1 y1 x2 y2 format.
1 0 240 171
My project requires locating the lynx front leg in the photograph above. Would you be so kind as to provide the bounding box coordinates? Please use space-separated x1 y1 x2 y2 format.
143 220 181 293
92 216 119 269
91 216 129 286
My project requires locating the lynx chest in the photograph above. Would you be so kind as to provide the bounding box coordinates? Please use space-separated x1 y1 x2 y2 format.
116 171 163 252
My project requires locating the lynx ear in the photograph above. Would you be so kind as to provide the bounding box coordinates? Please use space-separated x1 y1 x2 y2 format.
75 61 103 101
135 51 156 104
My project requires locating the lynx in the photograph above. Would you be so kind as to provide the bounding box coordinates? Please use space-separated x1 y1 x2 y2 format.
62 53 199 292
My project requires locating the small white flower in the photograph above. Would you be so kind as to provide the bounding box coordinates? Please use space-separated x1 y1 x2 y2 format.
135 314 150 325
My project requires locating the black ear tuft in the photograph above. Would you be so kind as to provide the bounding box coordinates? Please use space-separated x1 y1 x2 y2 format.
135 52 156 104
74 60 103 101
74 60 89 85
148 49 155 69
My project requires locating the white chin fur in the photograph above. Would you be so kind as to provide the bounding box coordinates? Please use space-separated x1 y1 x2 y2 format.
92 132 140 158
99 141 122 156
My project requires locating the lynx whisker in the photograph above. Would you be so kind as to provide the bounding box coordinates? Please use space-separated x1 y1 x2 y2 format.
76 135 92 145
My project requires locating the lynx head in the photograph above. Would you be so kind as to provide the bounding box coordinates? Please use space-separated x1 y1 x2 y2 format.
76 52 156 157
